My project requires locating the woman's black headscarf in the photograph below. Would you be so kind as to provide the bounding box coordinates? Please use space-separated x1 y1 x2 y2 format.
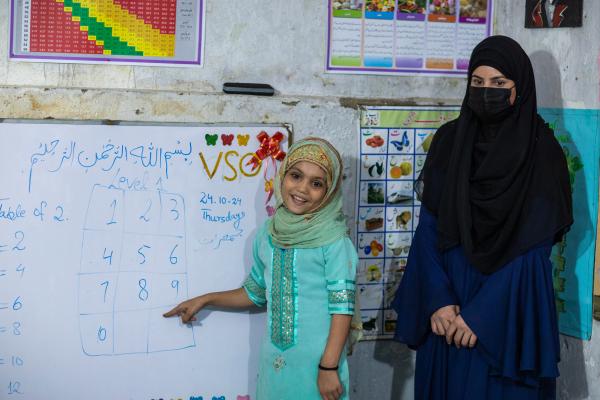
420 35 573 274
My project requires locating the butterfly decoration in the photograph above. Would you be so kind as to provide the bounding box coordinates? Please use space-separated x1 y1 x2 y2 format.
221 134 234 146
212 396 225 400
237 396 251 400
237 134 250 146
390 131 411 152
205 134 218 146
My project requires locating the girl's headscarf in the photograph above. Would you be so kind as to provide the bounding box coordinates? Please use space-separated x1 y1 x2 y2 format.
420 35 573 274
268 137 349 248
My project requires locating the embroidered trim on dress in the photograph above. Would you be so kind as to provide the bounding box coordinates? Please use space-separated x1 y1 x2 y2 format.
243 275 266 306
328 289 356 304
270 247 297 351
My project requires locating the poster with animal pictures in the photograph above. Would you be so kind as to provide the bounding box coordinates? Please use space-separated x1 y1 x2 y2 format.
525 0 583 28
356 106 460 339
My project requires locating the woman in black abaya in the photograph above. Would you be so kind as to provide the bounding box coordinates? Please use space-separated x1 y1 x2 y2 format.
392 35 572 399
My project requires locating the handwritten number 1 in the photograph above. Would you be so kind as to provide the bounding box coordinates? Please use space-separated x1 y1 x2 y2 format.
107 199 117 225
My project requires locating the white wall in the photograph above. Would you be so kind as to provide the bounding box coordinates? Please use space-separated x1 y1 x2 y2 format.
0 1 598 398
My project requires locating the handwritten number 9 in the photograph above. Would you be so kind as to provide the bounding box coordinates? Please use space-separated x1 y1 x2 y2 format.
171 280 180 296
138 279 149 301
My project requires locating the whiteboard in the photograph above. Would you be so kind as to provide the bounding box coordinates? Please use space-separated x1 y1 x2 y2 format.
0 121 289 400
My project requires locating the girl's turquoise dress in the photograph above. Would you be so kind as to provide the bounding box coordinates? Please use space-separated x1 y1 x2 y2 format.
243 223 358 400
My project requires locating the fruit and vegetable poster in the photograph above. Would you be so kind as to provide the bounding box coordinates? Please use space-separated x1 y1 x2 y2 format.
355 106 460 339
539 108 599 340
356 107 600 341
9 0 204 66
327 0 493 77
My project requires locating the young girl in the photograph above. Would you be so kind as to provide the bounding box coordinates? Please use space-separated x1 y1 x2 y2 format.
164 138 358 400
392 35 572 399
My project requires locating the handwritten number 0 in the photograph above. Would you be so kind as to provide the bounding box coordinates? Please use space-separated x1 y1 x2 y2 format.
98 326 107 341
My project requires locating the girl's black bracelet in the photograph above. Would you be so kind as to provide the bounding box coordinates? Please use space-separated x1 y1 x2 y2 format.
318 363 338 371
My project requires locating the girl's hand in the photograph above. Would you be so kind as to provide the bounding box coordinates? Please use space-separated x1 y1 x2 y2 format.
445 314 477 348
318 369 344 400
163 296 206 323
430 305 460 336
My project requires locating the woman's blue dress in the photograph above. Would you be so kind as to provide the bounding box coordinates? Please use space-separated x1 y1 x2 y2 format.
392 207 560 399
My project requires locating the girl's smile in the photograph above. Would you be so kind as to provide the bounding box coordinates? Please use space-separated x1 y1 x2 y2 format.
282 161 328 215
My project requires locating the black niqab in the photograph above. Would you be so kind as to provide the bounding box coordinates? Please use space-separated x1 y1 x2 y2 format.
420 35 573 274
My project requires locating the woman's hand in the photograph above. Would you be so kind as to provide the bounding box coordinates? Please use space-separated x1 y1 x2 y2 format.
445 314 477 348
163 296 207 323
318 369 344 400
430 305 460 336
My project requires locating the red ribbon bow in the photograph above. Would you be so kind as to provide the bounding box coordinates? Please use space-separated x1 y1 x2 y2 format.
247 131 286 171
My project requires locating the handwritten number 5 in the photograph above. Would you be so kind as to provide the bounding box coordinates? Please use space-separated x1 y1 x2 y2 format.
138 245 150 265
